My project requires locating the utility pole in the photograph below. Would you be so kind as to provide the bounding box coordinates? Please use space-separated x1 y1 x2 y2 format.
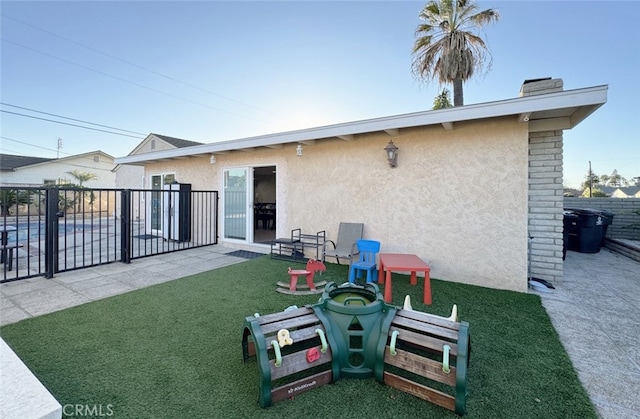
57 138 63 159
589 160 593 198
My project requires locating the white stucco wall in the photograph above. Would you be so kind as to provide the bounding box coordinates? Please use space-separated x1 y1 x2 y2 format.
141 117 529 292
115 165 144 189
113 164 145 220
1 153 116 188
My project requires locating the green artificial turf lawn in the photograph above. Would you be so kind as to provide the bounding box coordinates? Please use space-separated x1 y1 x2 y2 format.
1 256 597 419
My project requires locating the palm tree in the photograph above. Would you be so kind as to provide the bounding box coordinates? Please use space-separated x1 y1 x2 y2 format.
66 169 98 187
0 189 31 216
64 170 98 212
433 88 453 109
412 0 500 106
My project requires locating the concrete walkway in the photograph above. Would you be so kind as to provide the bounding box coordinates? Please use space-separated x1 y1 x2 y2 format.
536 248 639 419
0 245 263 325
1 244 638 418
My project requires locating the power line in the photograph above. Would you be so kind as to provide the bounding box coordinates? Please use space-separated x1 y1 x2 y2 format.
2 38 266 122
2 13 279 117
1 136 75 156
0 146 36 155
1 110 146 139
0 136 72 156
0 137 115 172
1 103 147 135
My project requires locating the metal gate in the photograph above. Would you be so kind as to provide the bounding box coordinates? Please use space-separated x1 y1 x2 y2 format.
1 187 218 283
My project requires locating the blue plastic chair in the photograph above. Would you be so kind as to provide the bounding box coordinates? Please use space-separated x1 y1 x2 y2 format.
348 239 380 284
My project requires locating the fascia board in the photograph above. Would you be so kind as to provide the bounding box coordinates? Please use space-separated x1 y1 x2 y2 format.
115 85 607 165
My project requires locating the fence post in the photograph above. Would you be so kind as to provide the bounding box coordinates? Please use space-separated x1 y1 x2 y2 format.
120 189 131 264
45 188 60 278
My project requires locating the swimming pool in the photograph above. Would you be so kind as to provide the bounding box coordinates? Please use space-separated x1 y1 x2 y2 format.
6 223 91 242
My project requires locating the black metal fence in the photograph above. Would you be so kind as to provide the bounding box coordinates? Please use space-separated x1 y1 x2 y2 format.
1 187 218 283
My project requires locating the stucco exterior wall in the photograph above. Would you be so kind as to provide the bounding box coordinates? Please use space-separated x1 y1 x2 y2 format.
115 165 144 189
140 117 529 292
290 118 529 292
143 156 213 189
113 164 145 221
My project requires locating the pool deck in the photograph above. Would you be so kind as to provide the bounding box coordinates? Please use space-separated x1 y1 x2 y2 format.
1 244 639 418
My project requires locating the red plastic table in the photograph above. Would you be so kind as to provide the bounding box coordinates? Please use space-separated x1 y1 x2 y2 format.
378 253 431 305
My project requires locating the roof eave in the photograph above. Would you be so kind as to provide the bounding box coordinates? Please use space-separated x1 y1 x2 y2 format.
115 85 608 165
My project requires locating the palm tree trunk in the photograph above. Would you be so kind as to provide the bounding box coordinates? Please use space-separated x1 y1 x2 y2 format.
453 78 464 106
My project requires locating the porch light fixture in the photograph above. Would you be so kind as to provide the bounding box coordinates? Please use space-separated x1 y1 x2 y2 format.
384 140 398 168
296 144 303 156
209 154 216 164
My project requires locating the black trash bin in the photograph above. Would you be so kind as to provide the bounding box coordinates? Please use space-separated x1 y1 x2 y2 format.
586 208 614 246
562 211 579 259
564 209 605 253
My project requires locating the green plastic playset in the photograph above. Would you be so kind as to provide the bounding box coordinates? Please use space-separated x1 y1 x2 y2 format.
241 282 471 414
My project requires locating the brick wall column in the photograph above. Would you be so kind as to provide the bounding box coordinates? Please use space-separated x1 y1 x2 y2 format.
528 130 564 283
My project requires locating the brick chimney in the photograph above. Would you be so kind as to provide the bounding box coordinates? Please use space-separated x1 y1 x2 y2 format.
519 77 564 97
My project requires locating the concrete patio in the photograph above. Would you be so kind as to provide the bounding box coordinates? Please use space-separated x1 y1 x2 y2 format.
538 247 639 418
0 244 638 418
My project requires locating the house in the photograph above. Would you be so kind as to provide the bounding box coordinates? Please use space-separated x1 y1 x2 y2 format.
611 187 640 198
581 186 640 198
115 133 204 189
115 79 608 293
0 151 116 188
114 134 205 222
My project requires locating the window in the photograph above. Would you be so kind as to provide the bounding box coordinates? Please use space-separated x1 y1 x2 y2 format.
43 179 57 186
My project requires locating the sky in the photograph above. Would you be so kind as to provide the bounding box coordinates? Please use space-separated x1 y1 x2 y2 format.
1 0 638 189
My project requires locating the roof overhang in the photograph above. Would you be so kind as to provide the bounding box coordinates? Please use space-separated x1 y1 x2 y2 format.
115 85 607 165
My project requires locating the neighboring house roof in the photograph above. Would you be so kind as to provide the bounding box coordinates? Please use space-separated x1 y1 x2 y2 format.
1 151 116 187
125 133 204 157
0 151 113 172
0 154 54 171
115 84 608 166
150 133 203 149
582 186 640 197
114 134 205 174
611 186 640 198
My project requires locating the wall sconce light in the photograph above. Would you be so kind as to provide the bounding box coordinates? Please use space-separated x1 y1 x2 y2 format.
296 144 303 156
384 140 398 168
209 154 216 164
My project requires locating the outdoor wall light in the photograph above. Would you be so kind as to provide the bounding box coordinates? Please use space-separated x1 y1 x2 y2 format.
296 144 303 156
209 154 216 164
384 140 398 168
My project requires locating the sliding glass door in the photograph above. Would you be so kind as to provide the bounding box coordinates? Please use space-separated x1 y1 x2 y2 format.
223 168 249 240
150 173 175 236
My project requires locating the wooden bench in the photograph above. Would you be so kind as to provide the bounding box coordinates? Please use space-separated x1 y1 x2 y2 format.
1 244 23 271
241 306 334 407
384 308 471 415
